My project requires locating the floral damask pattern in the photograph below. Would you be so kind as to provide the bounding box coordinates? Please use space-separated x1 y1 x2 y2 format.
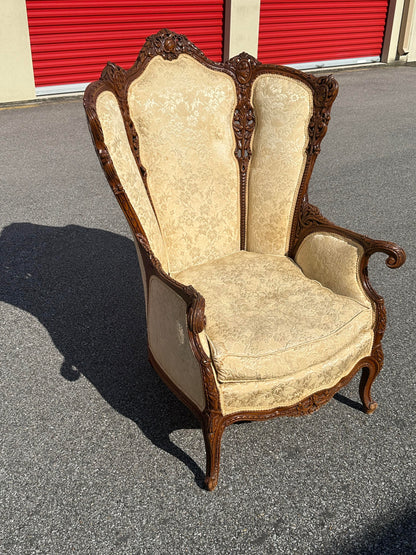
128 54 240 274
220 331 372 413
295 231 373 309
96 91 168 269
247 74 313 255
174 251 373 383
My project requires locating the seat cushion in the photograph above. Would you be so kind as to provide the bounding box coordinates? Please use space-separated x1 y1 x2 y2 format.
174 251 373 384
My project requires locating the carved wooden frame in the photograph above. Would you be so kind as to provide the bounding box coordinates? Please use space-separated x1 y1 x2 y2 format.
83 29 406 491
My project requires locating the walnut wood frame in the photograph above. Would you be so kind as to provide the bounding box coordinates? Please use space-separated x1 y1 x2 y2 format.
84 29 406 491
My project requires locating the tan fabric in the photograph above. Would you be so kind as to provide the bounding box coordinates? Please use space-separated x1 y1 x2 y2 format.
131 234 148 315
96 91 168 269
128 54 240 274
147 276 206 411
174 251 373 384
220 330 372 413
295 231 372 308
247 74 313 255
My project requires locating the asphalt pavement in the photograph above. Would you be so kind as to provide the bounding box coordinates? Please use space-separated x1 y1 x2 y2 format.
1 64 415 554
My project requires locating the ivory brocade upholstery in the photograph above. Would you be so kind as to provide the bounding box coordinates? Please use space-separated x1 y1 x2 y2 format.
295 231 372 309
247 74 313 255
93 53 375 413
128 55 240 275
174 251 373 412
96 90 168 269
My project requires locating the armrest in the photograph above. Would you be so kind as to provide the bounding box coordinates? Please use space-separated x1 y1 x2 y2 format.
293 203 406 331
134 233 206 334
293 203 405 272
133 233 223 416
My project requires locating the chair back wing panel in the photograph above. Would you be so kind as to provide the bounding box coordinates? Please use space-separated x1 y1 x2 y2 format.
96 90 169 269
127 54 240 274
246 74 313 255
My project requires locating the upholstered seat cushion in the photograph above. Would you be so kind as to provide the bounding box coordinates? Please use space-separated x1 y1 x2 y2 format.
174 251 373 385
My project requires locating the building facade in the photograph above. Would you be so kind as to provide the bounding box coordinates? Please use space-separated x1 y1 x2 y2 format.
2 0 415 103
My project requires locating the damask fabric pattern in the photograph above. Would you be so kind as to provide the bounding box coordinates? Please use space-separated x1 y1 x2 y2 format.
96 91 168 269
247 74 313 255
147 276 206 411
220 330 372 414
174 251 374 384
295 231 372 309
128 54 240 275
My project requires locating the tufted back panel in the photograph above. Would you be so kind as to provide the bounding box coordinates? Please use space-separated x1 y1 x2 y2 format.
127 54 240 274
246 74 313 255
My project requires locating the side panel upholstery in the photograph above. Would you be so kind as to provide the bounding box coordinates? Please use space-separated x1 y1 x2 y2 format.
247 74 313 255
128 54 240 274
147 276 206 411
96 91 168 269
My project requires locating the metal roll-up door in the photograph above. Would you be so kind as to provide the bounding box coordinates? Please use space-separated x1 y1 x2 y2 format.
26 0 224 95
258 0 389 69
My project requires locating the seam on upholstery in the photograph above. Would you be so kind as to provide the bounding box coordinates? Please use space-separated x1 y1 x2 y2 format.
217 328 374 385
220 342 373 413
172 249 243 279
284 79 313 254
213 308 370 363
226 71 242 253
287 253 370 310
153 214 171 275
124 84 171 273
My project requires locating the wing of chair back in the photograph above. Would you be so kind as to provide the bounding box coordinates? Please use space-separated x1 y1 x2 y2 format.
84 29 405 490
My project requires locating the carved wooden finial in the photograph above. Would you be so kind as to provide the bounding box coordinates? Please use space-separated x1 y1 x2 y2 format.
136 28 201 64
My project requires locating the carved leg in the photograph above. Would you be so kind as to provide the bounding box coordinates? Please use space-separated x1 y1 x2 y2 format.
202 412 225 491
359 358 381 414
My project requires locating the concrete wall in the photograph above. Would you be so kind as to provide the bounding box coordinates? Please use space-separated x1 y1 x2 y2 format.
0 0 35 102
223 0 261 60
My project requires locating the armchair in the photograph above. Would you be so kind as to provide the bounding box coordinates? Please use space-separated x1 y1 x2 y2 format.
84 30 405 490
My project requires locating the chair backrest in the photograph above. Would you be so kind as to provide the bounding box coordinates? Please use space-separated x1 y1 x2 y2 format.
84 30 338 274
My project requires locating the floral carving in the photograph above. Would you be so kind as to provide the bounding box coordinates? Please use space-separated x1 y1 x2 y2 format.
305 75 338 154
136 28 201 64
225 53 260 247
100 62 127 96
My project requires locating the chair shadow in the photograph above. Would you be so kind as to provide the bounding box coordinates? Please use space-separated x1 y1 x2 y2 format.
333 392 364 412
0 222 205 487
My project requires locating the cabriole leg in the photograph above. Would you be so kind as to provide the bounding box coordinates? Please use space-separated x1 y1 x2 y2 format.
359 359 381 414
202 412 225 491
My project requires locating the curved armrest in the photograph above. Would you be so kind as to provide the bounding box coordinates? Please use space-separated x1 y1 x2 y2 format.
293 202 406 274
134 233 206 334
293 203 406 347
133 233 219 415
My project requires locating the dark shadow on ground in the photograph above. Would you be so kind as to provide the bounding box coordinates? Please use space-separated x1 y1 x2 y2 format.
333 392 364 412
334 503 416 554
0 223 205 486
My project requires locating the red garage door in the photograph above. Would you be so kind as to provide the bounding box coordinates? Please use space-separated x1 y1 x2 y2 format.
258 0 389 68
26 0 224 94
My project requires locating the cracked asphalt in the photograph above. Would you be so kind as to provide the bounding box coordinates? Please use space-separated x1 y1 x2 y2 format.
1 64 415 554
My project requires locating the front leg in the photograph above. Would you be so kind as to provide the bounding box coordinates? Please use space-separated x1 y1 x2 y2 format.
359 346 383 414
202 411 225 491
